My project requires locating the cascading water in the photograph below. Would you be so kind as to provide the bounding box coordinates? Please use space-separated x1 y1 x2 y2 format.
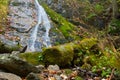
26 0 51 52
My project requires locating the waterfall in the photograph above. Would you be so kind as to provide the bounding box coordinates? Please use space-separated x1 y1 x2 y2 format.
26 0 51 52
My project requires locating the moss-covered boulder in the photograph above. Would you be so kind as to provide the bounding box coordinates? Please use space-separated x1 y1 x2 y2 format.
42 38 97 67
79 38 97 50
0 54 40 77
0 41 20 53
42 43 75 67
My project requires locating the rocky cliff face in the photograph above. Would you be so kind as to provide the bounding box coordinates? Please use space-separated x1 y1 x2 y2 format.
0 0 67 52
0 0 37 50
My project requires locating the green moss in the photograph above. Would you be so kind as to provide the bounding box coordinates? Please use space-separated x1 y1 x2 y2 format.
75 76 83 80
49 23 68 45
42 38 98 67
80 38 97 50
42 43 75 67
19 52 44 65
0 41 20 53
81 63 92 71
73 38 100 66
41 4 79 41
64 69 72 75
94 4 104 14
0 0 9 33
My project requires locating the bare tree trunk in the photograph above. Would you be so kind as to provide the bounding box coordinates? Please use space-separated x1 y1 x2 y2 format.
112 0 119 18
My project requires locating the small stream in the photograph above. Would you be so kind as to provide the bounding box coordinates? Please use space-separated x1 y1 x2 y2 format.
26 0 51 52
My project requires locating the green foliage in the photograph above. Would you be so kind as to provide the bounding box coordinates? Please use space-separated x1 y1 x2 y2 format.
114 52 120 70
94 4 104 14
73 37 117 77
81 63 92 71
0 0 8 4
109 19 120 34
90 51 116 77
86 13 96 20
38 55 44 61
0 0 9 32
75 76 83 80
73 38 98 65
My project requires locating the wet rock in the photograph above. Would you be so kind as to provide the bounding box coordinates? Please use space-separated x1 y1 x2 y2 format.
9 0 36 33
0 72 22 80
0 0 78 51
0 0 36 51
0 54 40 77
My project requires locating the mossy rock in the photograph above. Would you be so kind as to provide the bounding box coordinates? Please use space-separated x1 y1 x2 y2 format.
0 54 40 77
73 38 98 65
42 38 98 67
79 38 97 50
42 43 75 67
41 3 79 41
0 41 20 53
19 52 44 66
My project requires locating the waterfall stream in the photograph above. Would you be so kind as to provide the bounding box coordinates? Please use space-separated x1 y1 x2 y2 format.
26 0 51 52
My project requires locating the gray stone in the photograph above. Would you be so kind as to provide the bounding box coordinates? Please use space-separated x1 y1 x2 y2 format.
47 65 60 71
0 72 22 80
0 54 40 77
26 72 40 80
36 65 45 71
54 74 62 80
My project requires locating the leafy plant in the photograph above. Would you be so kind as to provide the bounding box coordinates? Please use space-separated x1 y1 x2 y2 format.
109 19 120 34
94 4 104 14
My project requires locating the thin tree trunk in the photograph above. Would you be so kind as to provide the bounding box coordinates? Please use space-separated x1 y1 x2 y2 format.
112 0 118 18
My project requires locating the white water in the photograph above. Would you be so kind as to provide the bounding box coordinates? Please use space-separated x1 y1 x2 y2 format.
26 0 51 52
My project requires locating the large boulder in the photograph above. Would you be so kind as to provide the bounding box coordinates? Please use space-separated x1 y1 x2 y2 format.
42 43 75 67
42 38 97 67
0 54 40 77
0 72 22 80
26 72 41 80
0 0 36 52
0 41 20 53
